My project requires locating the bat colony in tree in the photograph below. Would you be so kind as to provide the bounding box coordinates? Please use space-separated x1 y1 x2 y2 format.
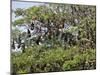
11 15 81 53
11 2 96 74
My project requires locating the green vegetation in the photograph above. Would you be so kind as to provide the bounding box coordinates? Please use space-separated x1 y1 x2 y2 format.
11 46 96 74
11 2 96 74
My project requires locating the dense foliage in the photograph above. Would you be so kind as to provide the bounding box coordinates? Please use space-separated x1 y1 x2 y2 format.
12 46 96 74
11 2 96 74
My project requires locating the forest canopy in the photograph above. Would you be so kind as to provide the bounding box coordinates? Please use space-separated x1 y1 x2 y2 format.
11 2 96 74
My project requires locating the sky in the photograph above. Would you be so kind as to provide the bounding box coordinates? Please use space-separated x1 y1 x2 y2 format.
12 1 45 21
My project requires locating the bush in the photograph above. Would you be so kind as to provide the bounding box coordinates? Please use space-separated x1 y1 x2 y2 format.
11 45 96 74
